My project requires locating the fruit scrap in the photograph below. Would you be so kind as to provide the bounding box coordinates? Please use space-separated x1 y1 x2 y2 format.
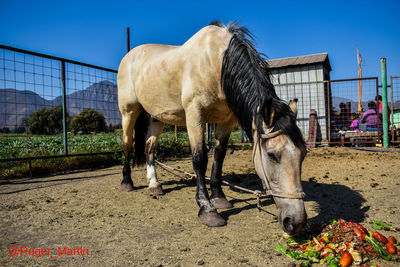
275 218 400 266
372 232 388 244
353 226 366 241
365 235 392 261
339 251 353 267
386 242 397 255
388 236 397 245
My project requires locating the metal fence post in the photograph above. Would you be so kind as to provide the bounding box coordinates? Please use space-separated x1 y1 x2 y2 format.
380 58 389 147
127 27 130 53
61 60 68 155
390 76 394 143
327 81 331 144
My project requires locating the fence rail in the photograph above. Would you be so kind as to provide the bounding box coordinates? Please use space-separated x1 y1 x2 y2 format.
0 45 117 73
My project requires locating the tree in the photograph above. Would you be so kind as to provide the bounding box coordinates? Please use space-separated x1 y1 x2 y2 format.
70 108 106 134
105 123 122 133
0 127 10 133
13 125 26 133
26 105 67 134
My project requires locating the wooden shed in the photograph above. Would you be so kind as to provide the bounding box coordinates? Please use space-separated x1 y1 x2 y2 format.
268 53 332 142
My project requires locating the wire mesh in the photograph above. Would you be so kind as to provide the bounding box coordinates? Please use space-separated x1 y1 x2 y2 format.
272 65 329 144
0 48 62 133
65 63 119 126
1 44 399 164
329 78 380 145
390 77 400 128
390 76 400 143
0 45 120 161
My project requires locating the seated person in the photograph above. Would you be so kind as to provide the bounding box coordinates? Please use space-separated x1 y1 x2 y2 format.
348 113 360 131
361 101 382 131
331 121 345 145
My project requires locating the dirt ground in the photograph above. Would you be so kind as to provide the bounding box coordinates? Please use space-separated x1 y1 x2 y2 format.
1 147 400 266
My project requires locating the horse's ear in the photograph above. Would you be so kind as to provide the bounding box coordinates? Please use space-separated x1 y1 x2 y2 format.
264 105 275 128
289 98 298 118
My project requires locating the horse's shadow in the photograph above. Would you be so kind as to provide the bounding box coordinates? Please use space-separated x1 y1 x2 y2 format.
162 178 196 194
163 172 368 224
302 178 369 224
218 173 368 224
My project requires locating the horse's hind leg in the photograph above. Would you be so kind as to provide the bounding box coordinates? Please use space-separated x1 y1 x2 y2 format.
121 105 142 191
210 121 235 209
145 118 164 196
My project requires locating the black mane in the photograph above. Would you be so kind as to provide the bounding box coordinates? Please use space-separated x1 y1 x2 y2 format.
212 21 306 149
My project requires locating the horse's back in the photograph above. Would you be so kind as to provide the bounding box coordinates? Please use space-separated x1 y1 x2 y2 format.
118 25 233 125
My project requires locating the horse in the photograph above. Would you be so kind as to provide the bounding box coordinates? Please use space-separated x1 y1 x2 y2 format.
117 21 307 235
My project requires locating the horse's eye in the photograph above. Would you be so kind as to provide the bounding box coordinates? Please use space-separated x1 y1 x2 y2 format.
267 151 279 162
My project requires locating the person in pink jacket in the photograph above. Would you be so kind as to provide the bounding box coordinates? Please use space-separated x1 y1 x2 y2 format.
349 113 360 131
375 95 391 125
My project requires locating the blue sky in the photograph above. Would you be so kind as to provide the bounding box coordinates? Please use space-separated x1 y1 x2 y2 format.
1 0 399 82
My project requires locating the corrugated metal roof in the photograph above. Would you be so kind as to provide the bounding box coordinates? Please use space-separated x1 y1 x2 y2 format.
267 53 331 71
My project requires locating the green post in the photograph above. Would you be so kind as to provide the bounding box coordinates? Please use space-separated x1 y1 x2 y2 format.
61 61 68 155
380 58 389 148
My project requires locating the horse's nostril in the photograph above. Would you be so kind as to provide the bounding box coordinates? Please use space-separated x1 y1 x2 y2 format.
283 216 294 232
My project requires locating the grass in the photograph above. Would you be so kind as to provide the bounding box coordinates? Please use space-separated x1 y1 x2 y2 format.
0 133 123 159
0 130 250 179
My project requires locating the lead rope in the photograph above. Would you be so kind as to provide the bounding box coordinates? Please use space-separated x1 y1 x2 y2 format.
154 128 304 211
154 160 267 210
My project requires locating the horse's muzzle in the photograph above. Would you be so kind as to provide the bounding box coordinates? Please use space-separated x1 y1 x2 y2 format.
279 208 307 235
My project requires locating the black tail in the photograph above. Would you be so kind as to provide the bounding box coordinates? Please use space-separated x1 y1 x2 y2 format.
134 109 149 166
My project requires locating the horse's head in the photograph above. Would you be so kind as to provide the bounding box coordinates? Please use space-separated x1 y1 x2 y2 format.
252 100 307 235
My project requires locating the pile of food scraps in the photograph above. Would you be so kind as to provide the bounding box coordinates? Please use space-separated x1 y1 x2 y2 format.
275 219 400 266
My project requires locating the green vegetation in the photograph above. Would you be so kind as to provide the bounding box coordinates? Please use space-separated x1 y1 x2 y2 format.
0 129 249 179
70 108 106 134
26 105 68 134
0 133 122 159
21 106 113 135
1 104 250 179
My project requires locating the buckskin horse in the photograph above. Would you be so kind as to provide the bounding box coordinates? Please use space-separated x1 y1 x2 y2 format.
117 21 307 234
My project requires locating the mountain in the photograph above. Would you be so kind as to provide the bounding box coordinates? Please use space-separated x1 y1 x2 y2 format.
0 89 51 129
52 80 121 124
332 96 367 112
0 80 121 129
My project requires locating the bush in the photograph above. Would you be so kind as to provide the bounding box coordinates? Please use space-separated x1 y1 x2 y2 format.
26 105 68 135
156 131 191 159
71 109 106 134
0 127 10 133
106 123 122 133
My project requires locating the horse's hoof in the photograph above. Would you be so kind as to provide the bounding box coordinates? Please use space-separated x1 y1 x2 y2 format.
211 197 233 209
149 185 164 196
121 182 134 192
199 211 226 227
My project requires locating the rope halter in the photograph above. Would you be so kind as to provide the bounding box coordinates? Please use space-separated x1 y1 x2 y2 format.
253 128 305 200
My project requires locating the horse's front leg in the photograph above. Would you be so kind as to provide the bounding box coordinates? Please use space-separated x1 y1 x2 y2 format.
145 119 164 195
186 113 226 227
210 121 235 209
